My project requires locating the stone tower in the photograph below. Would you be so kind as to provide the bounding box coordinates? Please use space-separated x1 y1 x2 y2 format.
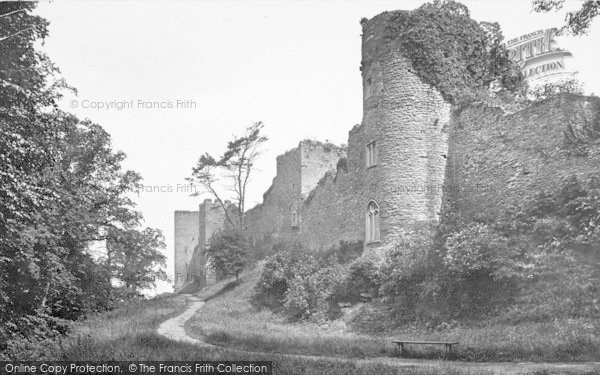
173 210 199 291
360 12 452 257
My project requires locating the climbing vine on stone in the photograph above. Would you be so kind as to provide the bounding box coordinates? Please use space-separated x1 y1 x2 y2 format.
386 0 524 105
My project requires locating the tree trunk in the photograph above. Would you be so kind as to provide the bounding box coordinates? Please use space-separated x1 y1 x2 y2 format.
40 279 50 310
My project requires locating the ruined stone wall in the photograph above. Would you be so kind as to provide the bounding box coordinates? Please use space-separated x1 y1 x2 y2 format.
245 146 302 245
175 199 235 291
300 141 346 198
245 140 346 248
298 128 365 250
446 94 600 219
173 211 199 291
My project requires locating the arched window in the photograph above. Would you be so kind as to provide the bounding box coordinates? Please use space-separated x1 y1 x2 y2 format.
365 200 380 243
291 210 300 229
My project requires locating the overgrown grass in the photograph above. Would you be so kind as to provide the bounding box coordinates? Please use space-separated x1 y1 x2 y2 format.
352 302 600 362
41 293 504 375
186 267 390 358
5 277 509 375
7 269 596 374
186 264 600 368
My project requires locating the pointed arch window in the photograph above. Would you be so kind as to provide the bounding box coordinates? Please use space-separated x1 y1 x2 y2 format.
366 200 380 243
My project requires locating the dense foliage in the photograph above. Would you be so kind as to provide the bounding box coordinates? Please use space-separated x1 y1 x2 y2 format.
254 241 363 321
206 229 250 281
254 175 600 327
383 0 524 105
378 174 600 325
0 3 168 358
528 79 584 101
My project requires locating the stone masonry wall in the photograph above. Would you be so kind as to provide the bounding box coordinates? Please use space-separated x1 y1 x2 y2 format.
446 94 600 219
245 140 345 249
173 211 199 291
298 128 365 250
300 141 347 198
175 199 236 291
245 146 302 245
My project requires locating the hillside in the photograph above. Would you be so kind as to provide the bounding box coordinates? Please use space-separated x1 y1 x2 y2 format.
6 264 596 374
181 264 600 374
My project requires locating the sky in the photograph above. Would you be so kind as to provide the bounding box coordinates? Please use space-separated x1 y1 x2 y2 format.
34 0 600 294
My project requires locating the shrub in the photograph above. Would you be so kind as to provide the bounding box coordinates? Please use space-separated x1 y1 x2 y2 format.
253 247 295 308
254 241 360 321
283 276 311 319
377 220 527 323
528 79 584 101
307 265 348 321
344 258 381 301
318 240 364 265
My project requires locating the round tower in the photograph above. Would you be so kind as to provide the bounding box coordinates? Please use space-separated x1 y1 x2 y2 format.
360 11 452 256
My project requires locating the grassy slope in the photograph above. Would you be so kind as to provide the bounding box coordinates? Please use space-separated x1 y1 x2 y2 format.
27 277 505 375
186 264 600 368
9 266 593 374
353 303 600 362
186 267 390 358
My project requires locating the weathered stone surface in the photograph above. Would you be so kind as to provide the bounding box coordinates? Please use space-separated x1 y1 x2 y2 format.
173 211 199 291
446 94 600 219
174 199 238 292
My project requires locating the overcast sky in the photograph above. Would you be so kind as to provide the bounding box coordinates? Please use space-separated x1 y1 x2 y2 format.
35 0 600 294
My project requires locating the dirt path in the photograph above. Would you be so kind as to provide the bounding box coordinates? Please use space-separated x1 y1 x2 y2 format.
157 293 600 374
157 295 207 346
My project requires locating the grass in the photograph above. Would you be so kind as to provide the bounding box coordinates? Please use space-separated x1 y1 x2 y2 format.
352 302 600 362
5 268 595 374
185 264 600 368
186 267 391 358
4 277 508 375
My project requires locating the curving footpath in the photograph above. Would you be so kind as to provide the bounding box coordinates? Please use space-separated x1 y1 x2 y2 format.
158 294 600 375
157 295 207 346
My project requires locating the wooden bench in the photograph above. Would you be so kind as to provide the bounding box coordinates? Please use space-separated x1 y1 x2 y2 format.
392 340 459 358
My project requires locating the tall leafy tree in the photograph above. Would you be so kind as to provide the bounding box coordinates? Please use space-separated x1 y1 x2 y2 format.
0 2 169 352
107 228 169 299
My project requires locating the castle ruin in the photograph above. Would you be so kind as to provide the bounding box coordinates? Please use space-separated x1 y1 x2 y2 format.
174 10 600 292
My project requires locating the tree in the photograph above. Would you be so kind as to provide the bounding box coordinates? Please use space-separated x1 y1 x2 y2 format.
188 122 268 228
532 0 600 35
0 2 169 352
206 229 249 281
107 227 170 299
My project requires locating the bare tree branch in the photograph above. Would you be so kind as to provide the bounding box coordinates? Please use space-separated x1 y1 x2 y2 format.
189 122 267 229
